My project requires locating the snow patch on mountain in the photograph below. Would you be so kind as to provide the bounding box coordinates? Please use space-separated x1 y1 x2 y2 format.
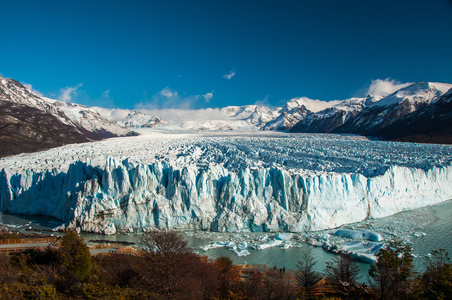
372 82 452 107
91 107 163 128
261 98 340 131
290 96 385 133
334 82 452 135
0 76 131 138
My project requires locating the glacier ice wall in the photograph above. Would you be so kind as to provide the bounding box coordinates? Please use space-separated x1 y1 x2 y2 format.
1 157 451 234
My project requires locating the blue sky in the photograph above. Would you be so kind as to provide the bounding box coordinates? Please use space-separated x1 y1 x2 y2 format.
1 0 452 110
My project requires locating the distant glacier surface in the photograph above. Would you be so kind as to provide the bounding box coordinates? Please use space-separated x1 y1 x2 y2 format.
1 129 451 234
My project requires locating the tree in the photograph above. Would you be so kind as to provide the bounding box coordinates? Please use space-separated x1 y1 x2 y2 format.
140 229 218 299
421 248 452 299
140 228 193 258
368 239 415 300
296 247 321 293
214 256 242 298
324 254 361 298
59 229 92 282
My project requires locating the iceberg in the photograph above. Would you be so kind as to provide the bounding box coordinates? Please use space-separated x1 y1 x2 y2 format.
338 240 384 264
199 241 229 251
275 233 293 240
252 239 283 250
334 229 383 242
234 249 250 257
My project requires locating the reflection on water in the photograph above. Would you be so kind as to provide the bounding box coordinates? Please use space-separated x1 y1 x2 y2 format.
1 200 451 279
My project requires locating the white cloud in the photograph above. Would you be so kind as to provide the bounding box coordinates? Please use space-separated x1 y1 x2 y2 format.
160 87 178 98
136 108 228 122
102 89 110 98
22 83 43 97
367 79 413 97
58 83 82 102
202 92 213 103
255 95 270 107
223 70 236 80
137 87 213 111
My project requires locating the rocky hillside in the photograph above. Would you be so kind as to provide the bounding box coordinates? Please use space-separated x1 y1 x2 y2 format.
0 76 134 157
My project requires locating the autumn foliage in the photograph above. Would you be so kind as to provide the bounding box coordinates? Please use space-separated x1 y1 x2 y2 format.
0 230 451 299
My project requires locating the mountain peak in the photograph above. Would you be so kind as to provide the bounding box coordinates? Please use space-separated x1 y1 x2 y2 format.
284 97 341 113
372 82 452 107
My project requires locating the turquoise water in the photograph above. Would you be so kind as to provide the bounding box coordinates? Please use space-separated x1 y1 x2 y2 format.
1 200 451 279
411 200 452 263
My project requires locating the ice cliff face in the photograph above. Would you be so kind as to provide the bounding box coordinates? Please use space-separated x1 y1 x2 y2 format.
1 131 451 234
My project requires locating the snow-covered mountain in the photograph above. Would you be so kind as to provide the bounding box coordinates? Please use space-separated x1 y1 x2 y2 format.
262 97 341 131
372 88 452 143
93 99 342 132
91 107 163 128
244 106 280 127
334 82 452 135
290 82 452 143
290 96 383 133
0 76 133 157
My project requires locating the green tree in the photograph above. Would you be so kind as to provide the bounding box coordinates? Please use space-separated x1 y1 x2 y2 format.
369 239 414 300
59 229 92 282
421 248 452 299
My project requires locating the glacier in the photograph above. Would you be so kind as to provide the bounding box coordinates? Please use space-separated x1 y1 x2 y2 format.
0 130 451 234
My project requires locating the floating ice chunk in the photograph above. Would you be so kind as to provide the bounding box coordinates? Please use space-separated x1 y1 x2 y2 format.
413 232 426 237
306 237 324 247
253 239 283 250
239 241 248 249
319 234 329 242
234 249 250 257
228 244 237 250
334 229 383 242
338 240 384 264
280 241 293 249
353 253 377 264
199 241 228 251
340 240 383 254
257 235 268 242
275 233 293 241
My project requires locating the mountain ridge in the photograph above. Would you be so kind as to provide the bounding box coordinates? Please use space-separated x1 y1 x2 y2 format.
0 76 135 157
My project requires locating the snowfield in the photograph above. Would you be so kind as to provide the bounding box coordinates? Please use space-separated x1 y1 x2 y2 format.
1 129 451 234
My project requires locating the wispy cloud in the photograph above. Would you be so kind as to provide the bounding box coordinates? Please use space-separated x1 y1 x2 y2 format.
367 78 413 97
223 70 236 80
102 89 110 98
58 83 82 102
136 87 214 110
255 95 270 107
160 87 178 98
202 92 213 103
22 83 43 97
136 108 228 122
